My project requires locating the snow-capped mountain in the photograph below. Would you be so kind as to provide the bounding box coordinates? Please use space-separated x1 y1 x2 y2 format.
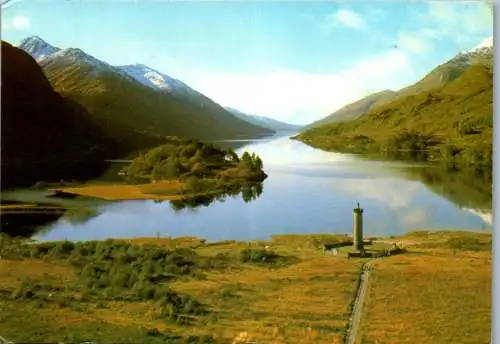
44 47 112 69
468 35 493 53
18 36 60 61
17 37 229 105
118 64 188 94
15 36 275 138
117 64 236 113
19 38 151 84
452 36 493 66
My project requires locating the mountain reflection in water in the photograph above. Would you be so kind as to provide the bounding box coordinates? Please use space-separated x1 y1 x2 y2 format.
0 134 492 242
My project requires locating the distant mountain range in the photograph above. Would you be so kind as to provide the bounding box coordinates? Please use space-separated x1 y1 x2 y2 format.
225 107 304 132
17 36 274 145
19 36 297 134
306 37 493 128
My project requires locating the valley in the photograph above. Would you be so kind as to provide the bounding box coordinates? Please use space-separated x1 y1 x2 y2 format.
0 2 493 343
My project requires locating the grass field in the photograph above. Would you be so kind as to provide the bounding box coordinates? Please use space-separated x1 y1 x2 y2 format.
0 231 491 343
359 231 492 344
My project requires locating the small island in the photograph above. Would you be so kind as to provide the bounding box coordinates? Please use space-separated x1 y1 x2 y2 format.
53 136 267 201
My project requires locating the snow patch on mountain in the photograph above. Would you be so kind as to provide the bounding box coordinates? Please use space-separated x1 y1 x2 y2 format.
469 36 493 52
450 36 493 68
118 64 192 95
18 36 60 61
48 47 115 69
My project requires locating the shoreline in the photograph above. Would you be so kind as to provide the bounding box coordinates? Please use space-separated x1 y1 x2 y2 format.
48 180 243 201
9 229 492 246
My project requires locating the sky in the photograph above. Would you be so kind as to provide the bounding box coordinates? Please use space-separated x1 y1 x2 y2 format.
1 0 493 125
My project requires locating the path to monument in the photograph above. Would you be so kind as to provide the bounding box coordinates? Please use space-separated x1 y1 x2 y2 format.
345 261 375 344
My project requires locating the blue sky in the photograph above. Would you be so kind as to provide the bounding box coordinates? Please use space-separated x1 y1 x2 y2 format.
1 0 493 124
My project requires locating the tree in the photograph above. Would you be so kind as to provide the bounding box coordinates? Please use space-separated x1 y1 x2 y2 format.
225 149 239 163
240 151 253 169
165 157 184 178
190 162 208 177
253 156 263 170
185 176 203 192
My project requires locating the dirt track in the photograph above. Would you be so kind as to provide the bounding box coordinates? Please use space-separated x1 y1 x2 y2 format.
345 261 374 344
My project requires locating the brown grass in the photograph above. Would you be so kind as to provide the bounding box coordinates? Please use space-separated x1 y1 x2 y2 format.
0 259 74 290
0 231 491 343
52 180 186 201
169 252 359 343
360 247 491 344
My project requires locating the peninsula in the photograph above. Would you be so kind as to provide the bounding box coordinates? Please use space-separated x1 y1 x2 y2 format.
53 136 267 201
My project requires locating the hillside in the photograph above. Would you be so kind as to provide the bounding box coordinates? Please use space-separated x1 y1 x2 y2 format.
295 62 493 170
119 65 278 136
395 44 493 100
306 39 493 128
225 107 304 132
0 41 142 189
17 37 274 144
304 90 396 129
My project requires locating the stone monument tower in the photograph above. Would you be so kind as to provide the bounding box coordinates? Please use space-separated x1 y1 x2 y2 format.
353 201 364 251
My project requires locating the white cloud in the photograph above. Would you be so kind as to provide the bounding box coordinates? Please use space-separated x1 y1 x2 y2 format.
325 9 367 30
401 207 429 227
428 2 492 36
336 178 421 210
11 15 31 31
396 29 440 54
181 49 414 124
398 2 492 54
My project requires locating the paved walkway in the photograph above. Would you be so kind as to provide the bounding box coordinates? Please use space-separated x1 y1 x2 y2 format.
344 261 375 344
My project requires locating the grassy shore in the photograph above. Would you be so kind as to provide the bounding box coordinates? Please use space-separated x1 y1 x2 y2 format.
0 230 491 343
50 180 206 201
51 178 264 202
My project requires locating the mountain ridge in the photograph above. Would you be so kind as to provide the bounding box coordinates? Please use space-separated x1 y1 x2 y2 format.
225 107 304 132
16 36 274 145
305 36 493 128
295 61 493 171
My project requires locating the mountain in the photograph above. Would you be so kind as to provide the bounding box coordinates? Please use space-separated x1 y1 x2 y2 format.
17 37 274 144
225 107 304 132
1 41 133 189
306 36 493 128
295 40 493 170
18 35 60 61
304 90 397 129
395 39 493 99
118 64 198 99
118 64 277 135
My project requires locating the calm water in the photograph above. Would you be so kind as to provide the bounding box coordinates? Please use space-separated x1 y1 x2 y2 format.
2 134 492 242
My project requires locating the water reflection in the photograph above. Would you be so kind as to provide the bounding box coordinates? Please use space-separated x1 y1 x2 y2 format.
1 210 65 237
1 134 492 242
158 183 264 212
